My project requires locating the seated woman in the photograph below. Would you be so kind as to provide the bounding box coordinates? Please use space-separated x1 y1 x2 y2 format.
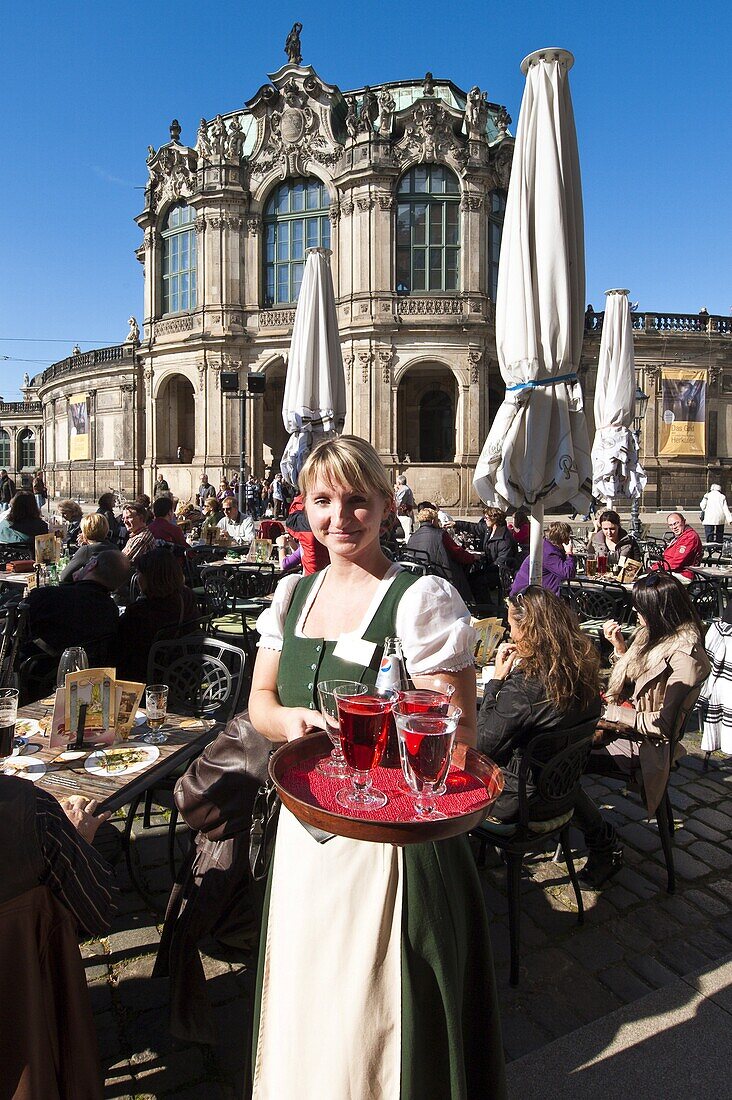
248 436 505 1100
200 495 224 541
591 509 640 565
116 547 199 683
510 521 576 596
507 508 530 556
698 599 732 757
57 499 83 552
59 513 110 582
478 586 601 824
586 572 711 885
407 506 479 604
0 491 49 545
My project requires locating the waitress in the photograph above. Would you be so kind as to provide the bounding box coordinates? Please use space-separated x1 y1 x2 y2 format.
248 436 505 1100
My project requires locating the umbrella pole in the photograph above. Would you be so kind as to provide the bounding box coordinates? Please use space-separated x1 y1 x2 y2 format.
529 505 544 586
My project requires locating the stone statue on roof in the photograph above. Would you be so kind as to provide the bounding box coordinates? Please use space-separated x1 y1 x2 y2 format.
378 88 396 136
285 22 303 65
464 85 487 138
423 72 435 96
126 317 140 345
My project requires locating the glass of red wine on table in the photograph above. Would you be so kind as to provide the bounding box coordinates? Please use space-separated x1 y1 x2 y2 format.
392 703 463 820
333 686 398 810
317 680 367 778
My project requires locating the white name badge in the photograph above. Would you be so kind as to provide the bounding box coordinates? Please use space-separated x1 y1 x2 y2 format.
332 634 377 667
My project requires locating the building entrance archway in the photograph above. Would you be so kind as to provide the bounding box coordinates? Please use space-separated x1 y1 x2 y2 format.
156 375 195 462
397 365 457 463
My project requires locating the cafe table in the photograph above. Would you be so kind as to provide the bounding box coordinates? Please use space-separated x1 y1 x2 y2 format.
6 697 221 814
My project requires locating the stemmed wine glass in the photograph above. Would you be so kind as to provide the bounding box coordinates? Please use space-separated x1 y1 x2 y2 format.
56 647 89 689
316 680 366 778
393 704 462 819
394 683 455 794
333 685 397 810
143 684 169 744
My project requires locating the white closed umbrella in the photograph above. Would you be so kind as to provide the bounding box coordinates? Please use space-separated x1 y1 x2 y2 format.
280 248 346 487
591 288 646 508
473 47 591 584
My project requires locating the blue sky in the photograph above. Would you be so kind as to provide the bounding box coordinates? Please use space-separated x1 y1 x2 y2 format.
2 0 730 399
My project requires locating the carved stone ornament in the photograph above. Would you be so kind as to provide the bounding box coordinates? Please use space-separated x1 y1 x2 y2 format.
377 88 396 137
376 192 394 211
328 204 340 224
495 105 512 135
209 213 243 231
343 351 354 384
146 140 196 214
197 363 206 393
463 86 488 140
708 363 722 386
246 67 343 181
358 350 371 384
460 193 483 212
467 349 482 384
356 195 374 212
378 349 393 384
492 141 514 191
247 215 262 235
196 114 247 165
194 215 206 235
143 366 153 395
393 98 468 172
341 198 354 216
209 360 222 389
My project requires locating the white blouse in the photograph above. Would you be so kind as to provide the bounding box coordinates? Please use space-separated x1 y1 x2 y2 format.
256 563 476 675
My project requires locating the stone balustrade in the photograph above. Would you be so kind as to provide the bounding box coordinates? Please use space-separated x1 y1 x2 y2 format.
0 401 42 414
39 343 136 384
586 310 731 336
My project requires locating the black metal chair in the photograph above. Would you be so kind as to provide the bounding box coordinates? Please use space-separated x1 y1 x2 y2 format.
562 579 632 625
200 564 236 621
472 724 597 986
123 635 248 896
687 577 723 624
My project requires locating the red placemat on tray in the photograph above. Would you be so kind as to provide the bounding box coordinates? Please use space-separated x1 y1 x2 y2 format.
282 758 493 822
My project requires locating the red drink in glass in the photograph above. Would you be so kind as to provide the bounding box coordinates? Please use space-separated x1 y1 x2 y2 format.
597 554 607 575
338 696 391 771
334 688 397 809
401 723 454 786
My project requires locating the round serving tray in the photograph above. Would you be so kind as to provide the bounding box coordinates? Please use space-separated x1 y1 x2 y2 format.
269 732 504 845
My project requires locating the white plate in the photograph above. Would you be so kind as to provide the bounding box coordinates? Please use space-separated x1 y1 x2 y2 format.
14 718 43 740
1 757 47 781
84 744 160 777
134 711 147 726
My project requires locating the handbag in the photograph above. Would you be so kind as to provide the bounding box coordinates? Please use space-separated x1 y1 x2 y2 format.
249 775 281 881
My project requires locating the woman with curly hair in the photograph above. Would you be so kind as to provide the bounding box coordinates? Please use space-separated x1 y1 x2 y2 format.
478 585 601 824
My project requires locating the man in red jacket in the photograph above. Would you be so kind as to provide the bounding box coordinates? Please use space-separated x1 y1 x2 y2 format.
662 512 703 578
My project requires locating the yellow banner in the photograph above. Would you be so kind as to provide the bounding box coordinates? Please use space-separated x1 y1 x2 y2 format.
68 393 89 461
659 369 706 457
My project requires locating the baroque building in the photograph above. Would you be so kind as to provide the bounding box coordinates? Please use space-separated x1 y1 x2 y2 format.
17 43 732 510
132 61 514 508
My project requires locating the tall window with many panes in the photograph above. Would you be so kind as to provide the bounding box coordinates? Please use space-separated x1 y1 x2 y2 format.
487 190 506 300
161 203 197 314
17 429 35 469
0 430 9 468
396 166 460 293
264 179 331 307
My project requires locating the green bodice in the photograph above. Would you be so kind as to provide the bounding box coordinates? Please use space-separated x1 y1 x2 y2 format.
276 568 418 709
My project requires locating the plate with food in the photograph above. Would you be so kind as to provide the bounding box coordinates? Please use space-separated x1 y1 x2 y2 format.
84 744 160 777
1 757 47 781
14 718 43 740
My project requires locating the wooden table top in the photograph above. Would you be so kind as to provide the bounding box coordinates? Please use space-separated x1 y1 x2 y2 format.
8 699 221 813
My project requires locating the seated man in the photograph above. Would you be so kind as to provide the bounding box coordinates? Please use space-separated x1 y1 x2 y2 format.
0 775 116 1098
26 548 130 655
148 494 188 549
661 512 703 578
217 495 255 543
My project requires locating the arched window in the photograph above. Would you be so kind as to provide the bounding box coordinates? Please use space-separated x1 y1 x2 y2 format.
17 429 35 469
0 430 9 468
487 190 506 301
162 203 197 314
396 166 460 293
264 179 331 306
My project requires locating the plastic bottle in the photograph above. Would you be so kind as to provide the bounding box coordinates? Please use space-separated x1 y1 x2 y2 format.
375 636 408 766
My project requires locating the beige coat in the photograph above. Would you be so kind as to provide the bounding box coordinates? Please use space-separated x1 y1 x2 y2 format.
604 624 710 813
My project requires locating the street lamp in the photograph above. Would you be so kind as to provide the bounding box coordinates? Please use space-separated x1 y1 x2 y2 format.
222 371 266 513
631 383 649 537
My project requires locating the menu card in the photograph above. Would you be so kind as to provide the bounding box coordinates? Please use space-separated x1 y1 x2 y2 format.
49 668 144 748
471 617 505 667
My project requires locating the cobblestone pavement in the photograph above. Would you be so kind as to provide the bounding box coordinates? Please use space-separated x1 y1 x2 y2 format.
92 729 732 1099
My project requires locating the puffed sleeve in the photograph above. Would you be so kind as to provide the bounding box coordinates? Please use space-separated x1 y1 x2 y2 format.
395 575 476 675
255 573 302 651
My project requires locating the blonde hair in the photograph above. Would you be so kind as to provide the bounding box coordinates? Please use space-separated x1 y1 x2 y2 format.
58 499 83 522
546 521 572 548
416 507 439 526
81 513 109 542
299 436 393 502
